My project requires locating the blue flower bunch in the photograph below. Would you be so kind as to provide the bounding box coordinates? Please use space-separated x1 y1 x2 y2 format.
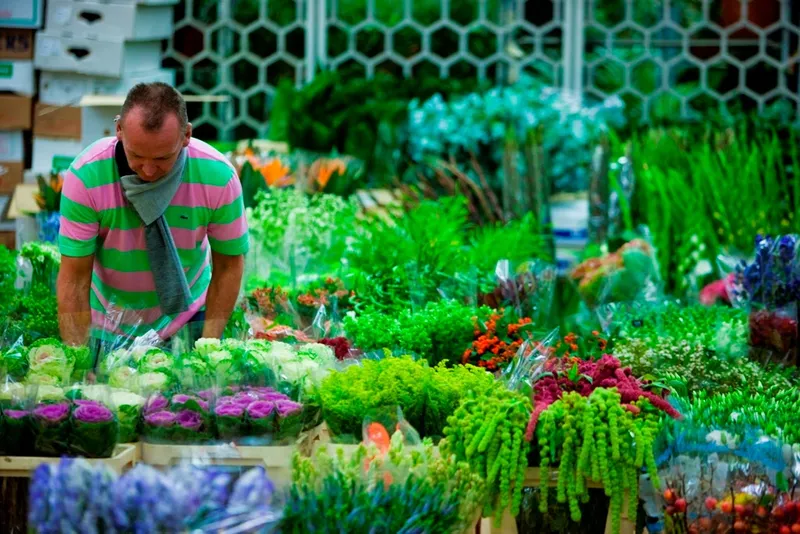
406 76 626 192
737 234 800 309
29 460 278 534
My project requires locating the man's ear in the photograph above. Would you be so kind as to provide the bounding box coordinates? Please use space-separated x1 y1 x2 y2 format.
115 118 123 141
183 123 192 147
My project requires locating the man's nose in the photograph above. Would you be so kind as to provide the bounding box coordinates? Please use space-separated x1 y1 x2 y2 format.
142 164 157 177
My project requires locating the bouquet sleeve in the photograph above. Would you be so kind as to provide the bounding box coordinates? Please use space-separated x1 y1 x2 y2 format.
71 399 118 458
31 400 71 456
0 379 32 455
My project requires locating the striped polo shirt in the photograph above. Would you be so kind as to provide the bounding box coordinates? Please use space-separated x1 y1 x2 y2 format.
58 137 249 341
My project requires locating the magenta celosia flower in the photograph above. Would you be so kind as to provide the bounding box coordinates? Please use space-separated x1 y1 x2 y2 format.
144 410 176 427
214 403 245 418
4 409 28 419
274 400 302 418
33 402 70 423
144 394 168 414
74 403 114 423
176 410 202 430
246 401 275 420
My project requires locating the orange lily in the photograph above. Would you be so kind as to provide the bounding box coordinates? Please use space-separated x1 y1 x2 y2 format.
316 159 346 188
260 158 292 187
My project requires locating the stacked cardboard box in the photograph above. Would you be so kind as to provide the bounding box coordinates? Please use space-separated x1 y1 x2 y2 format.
33 0 177 173
0 1 43 246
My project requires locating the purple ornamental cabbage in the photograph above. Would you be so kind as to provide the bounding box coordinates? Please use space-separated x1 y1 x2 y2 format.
74 403 114 423
144 410 176 427
33 402 70 423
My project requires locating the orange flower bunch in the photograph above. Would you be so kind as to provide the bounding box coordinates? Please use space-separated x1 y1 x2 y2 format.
462 311 533 372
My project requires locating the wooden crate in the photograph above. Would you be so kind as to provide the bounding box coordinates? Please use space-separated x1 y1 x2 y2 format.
0 444 137 478
141 442 296 484
140 426 323 485
478 467 636 534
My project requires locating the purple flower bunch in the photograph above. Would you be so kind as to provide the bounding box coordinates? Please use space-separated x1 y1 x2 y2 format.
142 392 212 444
29 459 277 533
738 234 800 308
26 399 118 458
215 387 304 443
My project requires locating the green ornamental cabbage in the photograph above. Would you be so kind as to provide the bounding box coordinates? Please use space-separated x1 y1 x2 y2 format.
194 338 222 357
138 349 174 373
27 338 73 379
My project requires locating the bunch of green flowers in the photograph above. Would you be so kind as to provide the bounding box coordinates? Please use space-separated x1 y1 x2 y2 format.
284 431 485 533
344 300 491 366
615 303 748 359
536 388 661 533
614 339 792 397
442 382 532 524
246 189 357 280
318 356 494 442
672 386 800 450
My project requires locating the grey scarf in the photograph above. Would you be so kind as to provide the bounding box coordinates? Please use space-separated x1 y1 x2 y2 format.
120 148 191 316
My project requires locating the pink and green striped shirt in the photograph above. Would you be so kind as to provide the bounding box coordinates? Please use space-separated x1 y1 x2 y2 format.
58 137 249 341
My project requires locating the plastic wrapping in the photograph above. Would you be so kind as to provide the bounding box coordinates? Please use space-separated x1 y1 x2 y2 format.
723 234 800 365
570 234 662 310
0 378 33 455
284 415 484 534
653 441 800 534
29 458 282 534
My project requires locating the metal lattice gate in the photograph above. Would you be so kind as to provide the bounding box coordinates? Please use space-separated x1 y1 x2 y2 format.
165 0 800 141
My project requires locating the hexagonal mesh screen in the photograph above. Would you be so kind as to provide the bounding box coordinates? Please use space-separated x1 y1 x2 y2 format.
166 0 800 140
165 0 564 139
584 0 800 122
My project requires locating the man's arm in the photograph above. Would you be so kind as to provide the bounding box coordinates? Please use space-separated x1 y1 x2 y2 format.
57 255 94 346
202 251 244 339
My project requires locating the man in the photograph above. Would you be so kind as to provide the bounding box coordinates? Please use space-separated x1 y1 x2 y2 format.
57 83 248 354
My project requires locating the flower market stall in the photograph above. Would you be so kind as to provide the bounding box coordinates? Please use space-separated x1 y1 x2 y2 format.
5 45 800 534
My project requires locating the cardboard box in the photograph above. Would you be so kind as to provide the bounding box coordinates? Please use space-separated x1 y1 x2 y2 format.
46 1 174 41
0 28 34 60
0 59 34 95
32 137 83 173
38 68 176 106
0 95 31 130
34 33 162 77
80 105 118 147
0 0 44 29
72 0 179 5
0 230 14 249
34 104 82 139
0 161 22 194
0 130 23 161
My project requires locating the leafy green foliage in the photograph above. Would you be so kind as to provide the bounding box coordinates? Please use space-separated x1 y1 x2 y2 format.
629 126 800 293
285 433 485 533
614 339 795 397
269 71 482 186
442 382 531 522
344 300 490 366
318 356 493 442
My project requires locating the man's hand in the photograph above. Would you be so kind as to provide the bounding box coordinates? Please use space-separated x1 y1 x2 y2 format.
202 251 244 339
57 255 94 346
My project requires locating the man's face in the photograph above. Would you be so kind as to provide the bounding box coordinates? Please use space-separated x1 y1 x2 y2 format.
116 107 192 182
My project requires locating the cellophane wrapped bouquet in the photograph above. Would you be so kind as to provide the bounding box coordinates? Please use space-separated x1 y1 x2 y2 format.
283 419 485 533
570 237 661 309
729 234 800 365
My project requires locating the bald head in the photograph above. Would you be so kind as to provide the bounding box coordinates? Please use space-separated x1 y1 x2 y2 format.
119 82 188 132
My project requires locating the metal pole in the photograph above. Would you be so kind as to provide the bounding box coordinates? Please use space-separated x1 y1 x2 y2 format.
305 0 318 81
562 0 585 101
